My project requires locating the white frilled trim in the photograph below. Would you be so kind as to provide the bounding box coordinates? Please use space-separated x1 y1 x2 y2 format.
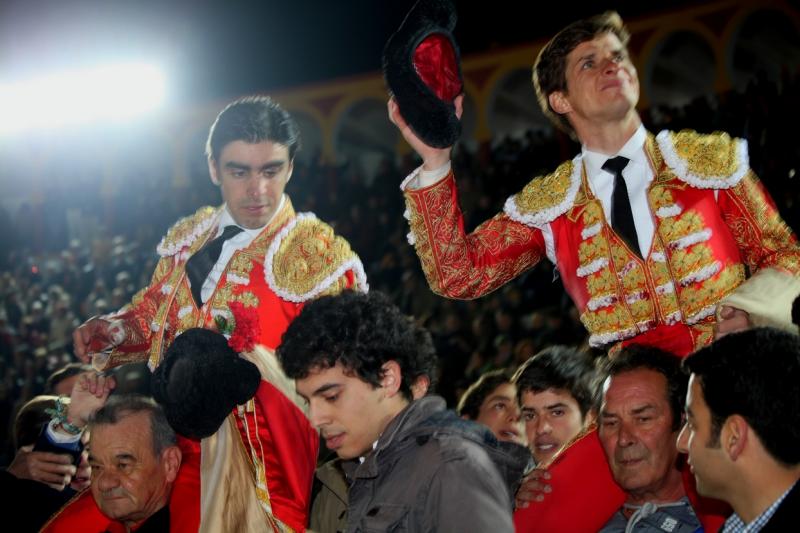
651 251 667 263
687 304 717 325
618 260 638 279
157 210 221 257
211 307 231 321
403 209 411 221
226 273 249 285
587 293 617 311
177 306 193 319
264 213 370 303
160 284 173 295
655 281 676 295
150 320 163 332
679 261 721 287
577 257 608 278
581 223 602 240
406 232 416 246
669 228 712 251
656 130 748 190
589 326 638 347
665 310 683 325
400 166 422 191
504 154 583 228
179 250 192 262
637 319 657 332
625 291 647 305
656 204 682 218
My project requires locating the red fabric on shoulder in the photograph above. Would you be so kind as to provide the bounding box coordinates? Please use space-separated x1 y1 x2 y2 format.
513 428 625 532
413 33 462 101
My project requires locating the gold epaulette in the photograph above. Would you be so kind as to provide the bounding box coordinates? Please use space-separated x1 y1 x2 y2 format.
265 213 368 303
503 154 582 228
156 206 219 257
656 129 749 189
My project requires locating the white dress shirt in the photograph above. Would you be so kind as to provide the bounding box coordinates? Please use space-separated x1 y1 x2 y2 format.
198 195 285 304
404 125 656 267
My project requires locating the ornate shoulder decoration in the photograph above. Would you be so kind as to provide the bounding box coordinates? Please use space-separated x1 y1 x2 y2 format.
156 206 219 257
656 129 749 189
503 154 582 228
265 213 368 303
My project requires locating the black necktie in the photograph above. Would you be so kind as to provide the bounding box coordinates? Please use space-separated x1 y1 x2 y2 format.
185 225 243 306
603 156 641 257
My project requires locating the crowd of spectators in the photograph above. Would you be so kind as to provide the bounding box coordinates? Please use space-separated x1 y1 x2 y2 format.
1 69 798 463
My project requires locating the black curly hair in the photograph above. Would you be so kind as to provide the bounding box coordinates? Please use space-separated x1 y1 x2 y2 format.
277 291 438 401
457 369 514 419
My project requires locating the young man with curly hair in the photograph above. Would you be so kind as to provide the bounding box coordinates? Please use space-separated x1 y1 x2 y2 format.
277 290 530 532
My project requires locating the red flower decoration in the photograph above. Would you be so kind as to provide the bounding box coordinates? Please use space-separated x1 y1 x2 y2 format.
227 301 261 353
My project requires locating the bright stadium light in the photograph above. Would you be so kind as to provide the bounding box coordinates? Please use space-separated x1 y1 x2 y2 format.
0 62 167 134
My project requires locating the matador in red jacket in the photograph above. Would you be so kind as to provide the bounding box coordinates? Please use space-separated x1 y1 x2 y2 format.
386 9 800 357
56 96 367 533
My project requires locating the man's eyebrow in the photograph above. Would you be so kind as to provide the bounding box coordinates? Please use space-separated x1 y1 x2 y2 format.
630 405 657 416
486 394 513 404
224 161 250 170
312 383 342 397
260 160 286 170
114 453 136 462
544 401 568 411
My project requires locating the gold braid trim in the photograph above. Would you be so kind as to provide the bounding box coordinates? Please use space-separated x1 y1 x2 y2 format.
656 129 748 189
156 205 219 257
267 214 365 302
504 158 579 225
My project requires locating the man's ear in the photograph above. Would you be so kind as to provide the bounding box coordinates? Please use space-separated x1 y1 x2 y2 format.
208 158 220 186
162 446 183 483
410 375 430 400
549 91 572 115
454 94 464 120
380 360 403 398
723 415 748 461
583 408 598 428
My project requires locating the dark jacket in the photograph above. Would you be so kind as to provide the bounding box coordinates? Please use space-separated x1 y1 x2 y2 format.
310 458 349 533
756 480 800 533
343 395 530 533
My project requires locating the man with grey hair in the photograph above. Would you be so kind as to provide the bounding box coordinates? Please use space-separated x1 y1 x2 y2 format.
42 396 184 533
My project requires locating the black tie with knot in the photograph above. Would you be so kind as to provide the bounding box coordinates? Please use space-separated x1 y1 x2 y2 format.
603 156 641 257
185 225 243 306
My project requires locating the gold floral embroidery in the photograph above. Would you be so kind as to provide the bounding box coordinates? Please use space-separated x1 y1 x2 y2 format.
667 130 744 180
404 175 543 298
271 217 357 297
512 160 574 215
679 264 745 319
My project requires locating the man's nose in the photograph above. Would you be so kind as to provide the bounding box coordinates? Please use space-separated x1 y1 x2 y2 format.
96 469 120 492
536 417 552 435
617 421 637 446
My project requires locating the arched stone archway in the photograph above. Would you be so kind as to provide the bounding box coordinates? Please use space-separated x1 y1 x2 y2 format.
727 9 800 90
486 67 551 139
333 98 399 181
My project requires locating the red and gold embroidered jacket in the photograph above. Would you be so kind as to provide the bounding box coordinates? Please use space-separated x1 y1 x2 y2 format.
72 198 366 532
403 130 800 354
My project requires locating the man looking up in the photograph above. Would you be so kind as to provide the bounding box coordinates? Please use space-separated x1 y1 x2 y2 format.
387 8 800 356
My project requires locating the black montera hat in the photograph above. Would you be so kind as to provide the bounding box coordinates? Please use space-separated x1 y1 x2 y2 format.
152 328 260 440
383 0 463 148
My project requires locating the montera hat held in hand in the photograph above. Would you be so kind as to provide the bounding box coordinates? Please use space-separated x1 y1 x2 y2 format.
151 328 260 440
383 0 463 148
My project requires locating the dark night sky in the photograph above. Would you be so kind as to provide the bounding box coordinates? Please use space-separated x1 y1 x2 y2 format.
0 0 696 104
